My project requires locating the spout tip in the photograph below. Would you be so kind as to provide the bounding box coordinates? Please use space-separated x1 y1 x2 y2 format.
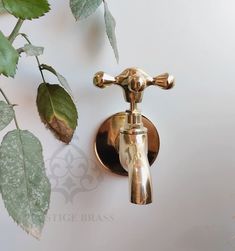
130 189 152 205
130 179 153 205
131 197 152 205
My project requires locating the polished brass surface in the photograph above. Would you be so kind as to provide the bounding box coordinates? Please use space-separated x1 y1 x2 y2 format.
94 112 160 176
93 68 175 106
119 112 153 204
120 131 152 204
93 67 174 205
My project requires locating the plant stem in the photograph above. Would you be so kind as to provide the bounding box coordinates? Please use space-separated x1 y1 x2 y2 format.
0 19 24 130
0 88 20 129
8 19 24 44
19 33 46 83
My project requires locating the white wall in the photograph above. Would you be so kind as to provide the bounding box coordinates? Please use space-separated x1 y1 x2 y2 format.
0 1 235 250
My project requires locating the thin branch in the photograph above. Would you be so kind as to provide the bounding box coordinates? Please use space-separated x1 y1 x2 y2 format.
19 33 46 83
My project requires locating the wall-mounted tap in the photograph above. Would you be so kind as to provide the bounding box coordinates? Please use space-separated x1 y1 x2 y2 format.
93 68 174 205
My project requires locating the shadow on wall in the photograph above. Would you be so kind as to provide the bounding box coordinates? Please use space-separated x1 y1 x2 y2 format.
46 5 106 63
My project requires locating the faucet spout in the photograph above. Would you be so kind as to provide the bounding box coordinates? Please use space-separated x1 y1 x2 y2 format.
119 112 153 205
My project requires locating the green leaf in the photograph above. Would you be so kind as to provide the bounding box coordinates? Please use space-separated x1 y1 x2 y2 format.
0 129 51 239
2 0 50 20
70 0 102 20
0 101 14 131
36 83 78 143
19 44 44 57
104 1 119 63
40 64 72 96
0 31 19 77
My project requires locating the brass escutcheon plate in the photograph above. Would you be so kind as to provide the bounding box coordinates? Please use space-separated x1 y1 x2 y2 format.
94 112 160 176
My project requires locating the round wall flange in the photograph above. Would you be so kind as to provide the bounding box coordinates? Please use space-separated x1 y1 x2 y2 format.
94 112 160 176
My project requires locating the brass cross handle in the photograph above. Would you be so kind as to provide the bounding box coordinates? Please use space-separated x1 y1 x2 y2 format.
93 68 175 103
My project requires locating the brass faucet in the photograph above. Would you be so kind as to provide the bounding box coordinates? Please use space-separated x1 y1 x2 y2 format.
93 68 174 205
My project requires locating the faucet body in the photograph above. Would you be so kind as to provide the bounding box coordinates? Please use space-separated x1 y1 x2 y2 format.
93 68 174 205
119 111 152 204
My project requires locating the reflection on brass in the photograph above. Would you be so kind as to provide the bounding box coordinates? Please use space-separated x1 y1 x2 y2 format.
94 68 175 105
94 112 159 176
93 68 174 205
119 117 153 204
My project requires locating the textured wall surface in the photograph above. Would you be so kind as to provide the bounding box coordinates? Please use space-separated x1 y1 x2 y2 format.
0 1 235 250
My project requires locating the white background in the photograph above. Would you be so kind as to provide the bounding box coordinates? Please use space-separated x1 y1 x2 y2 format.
0 1 235 250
